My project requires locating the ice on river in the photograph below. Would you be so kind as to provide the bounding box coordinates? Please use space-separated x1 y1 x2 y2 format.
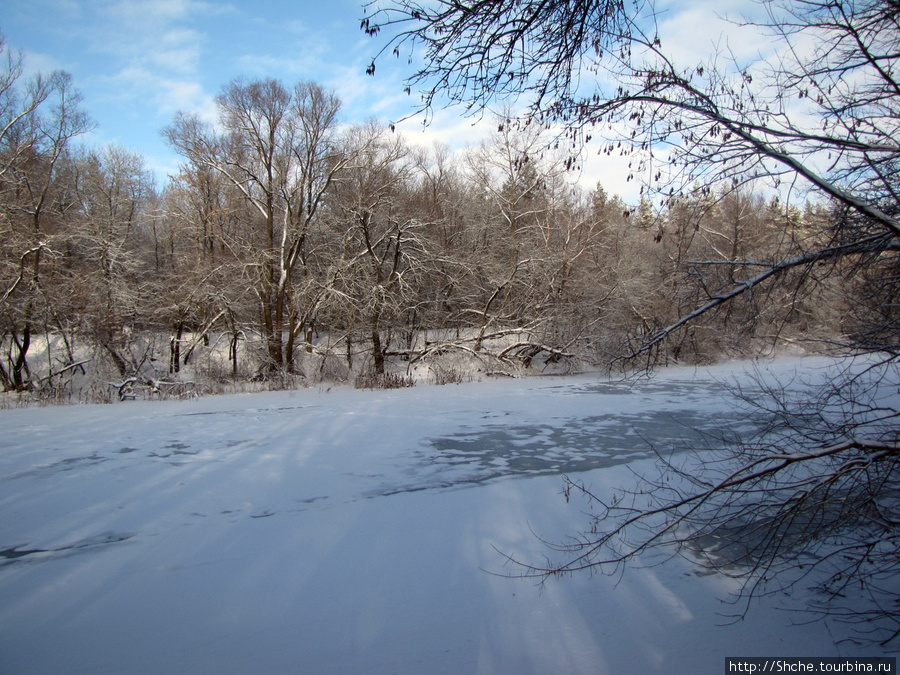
0 356 892 673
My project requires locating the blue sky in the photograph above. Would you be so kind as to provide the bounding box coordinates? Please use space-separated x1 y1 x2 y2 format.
1 0 431 181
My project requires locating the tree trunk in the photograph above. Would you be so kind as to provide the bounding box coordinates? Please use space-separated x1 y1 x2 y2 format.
262 296 283 369
11 324 31 390
229 330 240 376
100 335 130 378
346 333 353 370
284 321 296 373
170 322 183 374
371 311 384 375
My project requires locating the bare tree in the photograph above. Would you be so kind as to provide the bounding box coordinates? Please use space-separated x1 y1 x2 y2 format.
460 118 572 359
0 36 91 390
160 166 253 378
327 122 426 376
164 79 347 375
407 141 471 334
70 145 155 378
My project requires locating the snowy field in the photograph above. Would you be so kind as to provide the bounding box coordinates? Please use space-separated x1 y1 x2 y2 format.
0 356 894 674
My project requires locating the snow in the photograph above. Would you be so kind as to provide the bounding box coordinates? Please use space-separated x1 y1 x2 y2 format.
0 356 893 674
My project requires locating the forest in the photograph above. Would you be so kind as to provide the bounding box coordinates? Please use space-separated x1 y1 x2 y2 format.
0 39 847 401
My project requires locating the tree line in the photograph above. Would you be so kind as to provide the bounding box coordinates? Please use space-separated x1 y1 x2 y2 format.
0 35 847 398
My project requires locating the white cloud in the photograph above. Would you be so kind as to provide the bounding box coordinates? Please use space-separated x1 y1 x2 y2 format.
234 53 311 77
80 0 233 79
156 79 218 122
654 0 780 70
13 50 68 79
149 28 204 72
395 108 493 150
98 66 216 124
107 0 198 25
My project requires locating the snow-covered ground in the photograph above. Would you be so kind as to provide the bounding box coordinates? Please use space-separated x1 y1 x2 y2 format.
0 356 893 674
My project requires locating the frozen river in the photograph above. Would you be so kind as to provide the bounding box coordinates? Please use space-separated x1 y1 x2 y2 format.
0 357 891 673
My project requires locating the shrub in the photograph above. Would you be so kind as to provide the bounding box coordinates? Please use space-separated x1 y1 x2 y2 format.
354 370 416 390
432 366 471 385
